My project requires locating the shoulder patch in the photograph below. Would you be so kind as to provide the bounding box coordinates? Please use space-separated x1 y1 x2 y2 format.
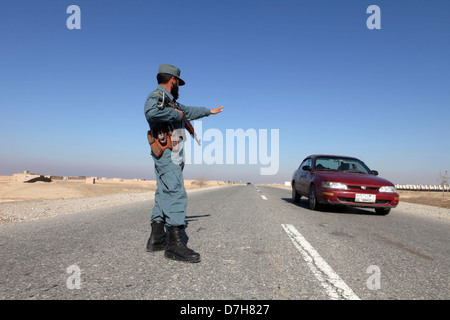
151 91 166 109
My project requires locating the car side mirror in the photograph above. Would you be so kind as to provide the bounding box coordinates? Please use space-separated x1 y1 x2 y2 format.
302 165 312 171
371 170 378 176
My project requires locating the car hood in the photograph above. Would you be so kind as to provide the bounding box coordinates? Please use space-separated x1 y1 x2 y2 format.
315 171 394 186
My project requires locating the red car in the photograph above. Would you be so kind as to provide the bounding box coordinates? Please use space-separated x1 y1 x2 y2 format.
291 155 399 215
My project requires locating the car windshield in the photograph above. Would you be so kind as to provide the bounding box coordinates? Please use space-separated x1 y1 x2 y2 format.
314 156 372 174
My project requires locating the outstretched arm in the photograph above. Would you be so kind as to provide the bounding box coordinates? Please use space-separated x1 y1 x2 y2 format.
177 103 224 120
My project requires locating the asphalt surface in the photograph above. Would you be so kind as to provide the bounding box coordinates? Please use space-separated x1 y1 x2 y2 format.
0 185 449 300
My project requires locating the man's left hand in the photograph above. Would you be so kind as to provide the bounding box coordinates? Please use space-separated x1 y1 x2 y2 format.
211 106 224 115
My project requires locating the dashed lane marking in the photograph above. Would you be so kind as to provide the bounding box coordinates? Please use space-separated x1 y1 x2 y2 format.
261 195 267 200
281 224 360 300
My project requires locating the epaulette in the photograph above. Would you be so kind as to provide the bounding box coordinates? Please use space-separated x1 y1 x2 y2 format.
152 91 164 96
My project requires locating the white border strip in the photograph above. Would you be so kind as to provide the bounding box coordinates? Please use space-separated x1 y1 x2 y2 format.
281 224 360 300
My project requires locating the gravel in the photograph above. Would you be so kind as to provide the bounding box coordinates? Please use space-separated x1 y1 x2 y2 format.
0 186 449 226
395 201 450 221
0 191 153 225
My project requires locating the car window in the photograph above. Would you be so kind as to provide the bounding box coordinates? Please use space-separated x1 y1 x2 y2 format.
304 159 311 168
314 157 371 174
298 158 310 170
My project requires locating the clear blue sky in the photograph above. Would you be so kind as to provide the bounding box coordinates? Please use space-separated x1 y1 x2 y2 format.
1 0 449 184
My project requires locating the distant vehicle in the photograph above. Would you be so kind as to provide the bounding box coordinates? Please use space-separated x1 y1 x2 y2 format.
247 182 252 186
291 155 399 215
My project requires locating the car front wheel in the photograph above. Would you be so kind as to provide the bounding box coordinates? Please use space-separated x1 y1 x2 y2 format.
292 183 301 203
308 185 320 211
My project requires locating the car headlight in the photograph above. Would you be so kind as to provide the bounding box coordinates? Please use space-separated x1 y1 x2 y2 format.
379 186 397 193
322 182 348 190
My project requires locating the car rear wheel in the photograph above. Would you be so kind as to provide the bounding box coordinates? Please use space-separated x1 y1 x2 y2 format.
308 185 320 211
292 183 301 203
375 208 391 215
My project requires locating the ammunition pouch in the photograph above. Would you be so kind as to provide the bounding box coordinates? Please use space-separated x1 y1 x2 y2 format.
147 125 179 158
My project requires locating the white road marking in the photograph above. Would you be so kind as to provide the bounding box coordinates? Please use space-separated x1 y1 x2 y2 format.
281 224 360 300
261 195 267 200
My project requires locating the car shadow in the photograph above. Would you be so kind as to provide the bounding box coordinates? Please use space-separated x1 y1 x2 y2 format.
281 197 378 216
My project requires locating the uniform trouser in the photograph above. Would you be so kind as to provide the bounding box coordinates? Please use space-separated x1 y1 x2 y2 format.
151 148 187 227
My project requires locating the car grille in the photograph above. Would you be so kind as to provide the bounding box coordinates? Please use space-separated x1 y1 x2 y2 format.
348 185 378 191
338 197 390 204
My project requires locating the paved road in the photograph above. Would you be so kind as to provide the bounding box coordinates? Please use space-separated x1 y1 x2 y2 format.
0 185 449 301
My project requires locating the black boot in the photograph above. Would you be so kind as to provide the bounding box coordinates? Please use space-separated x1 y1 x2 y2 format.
165 226 201 263
146 221 167 252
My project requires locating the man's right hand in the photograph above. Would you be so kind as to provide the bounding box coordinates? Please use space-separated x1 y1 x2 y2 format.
175 109 184 120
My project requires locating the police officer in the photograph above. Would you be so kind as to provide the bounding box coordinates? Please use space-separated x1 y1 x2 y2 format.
144 64 223 263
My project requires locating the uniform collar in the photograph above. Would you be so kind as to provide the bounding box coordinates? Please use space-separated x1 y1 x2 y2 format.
156 84 174 102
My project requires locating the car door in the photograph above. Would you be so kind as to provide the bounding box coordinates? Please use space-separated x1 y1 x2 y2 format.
293 159 306 193
298 158 312 195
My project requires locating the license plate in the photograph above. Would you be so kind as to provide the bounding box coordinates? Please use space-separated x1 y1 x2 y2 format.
355 194 376 203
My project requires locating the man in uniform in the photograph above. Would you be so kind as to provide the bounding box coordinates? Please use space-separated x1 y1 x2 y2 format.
144 64 223 263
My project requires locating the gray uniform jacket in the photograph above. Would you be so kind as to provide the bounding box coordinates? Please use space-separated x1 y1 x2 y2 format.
145 84 211 133
144 84 211 173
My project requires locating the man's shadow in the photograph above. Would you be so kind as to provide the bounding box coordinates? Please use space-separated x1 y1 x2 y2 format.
181 214 211 244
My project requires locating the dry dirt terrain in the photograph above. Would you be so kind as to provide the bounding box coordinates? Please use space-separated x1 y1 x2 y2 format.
0 180 230 225
2 181 448 208
0 180 225 203
0 181 155 203
396 190 450 209
0 181 449 225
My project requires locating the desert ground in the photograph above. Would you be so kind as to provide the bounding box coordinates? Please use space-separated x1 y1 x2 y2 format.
0 179 231 225
0 180 449 208
0 180 449 225
396 190 450 209
0 179 227 203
